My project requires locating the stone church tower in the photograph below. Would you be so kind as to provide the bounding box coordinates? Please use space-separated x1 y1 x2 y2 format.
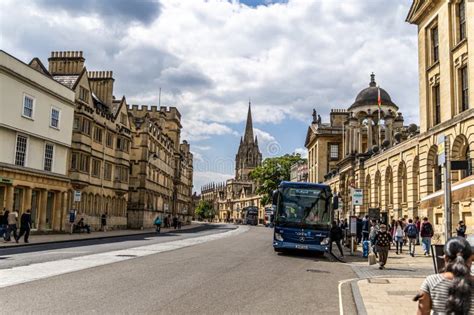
235 103 262 180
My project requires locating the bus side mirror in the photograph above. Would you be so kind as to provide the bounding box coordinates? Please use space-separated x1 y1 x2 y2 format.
272 190 279 206
333 195 339 210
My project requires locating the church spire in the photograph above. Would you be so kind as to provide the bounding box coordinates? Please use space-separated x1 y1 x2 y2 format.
243 101 254 144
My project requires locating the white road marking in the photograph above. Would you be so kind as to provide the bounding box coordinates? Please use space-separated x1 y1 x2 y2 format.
0 226 248 288
338 278 358 315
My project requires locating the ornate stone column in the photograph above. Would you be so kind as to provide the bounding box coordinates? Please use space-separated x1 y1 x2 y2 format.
384 113 394 147
22 187 32 215
366 115 373 151
5 185 14 211
358 124 363 154
349 116 358 154
38 190 48 231
61 191 68 231
52 191 62 231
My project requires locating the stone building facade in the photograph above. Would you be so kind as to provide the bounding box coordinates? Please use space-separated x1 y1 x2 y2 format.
45 51 132 230
201 103 264 223
306 0 473 241
0 50 75 231
127 105 194 228
0 49 194 232
290 160 308 182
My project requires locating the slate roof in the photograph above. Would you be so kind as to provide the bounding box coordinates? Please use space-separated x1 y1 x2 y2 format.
52 75 79 89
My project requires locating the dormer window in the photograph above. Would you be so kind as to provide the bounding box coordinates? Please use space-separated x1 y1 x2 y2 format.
79 86 89 102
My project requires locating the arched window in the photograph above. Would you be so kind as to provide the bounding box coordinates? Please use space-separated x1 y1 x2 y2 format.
452 135 472 180
427 145 442 193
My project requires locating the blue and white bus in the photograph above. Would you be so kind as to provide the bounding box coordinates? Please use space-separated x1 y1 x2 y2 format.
272 181 336 253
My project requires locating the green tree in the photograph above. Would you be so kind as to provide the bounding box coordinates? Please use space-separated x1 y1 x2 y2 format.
195 200 213 220
249 154 306 205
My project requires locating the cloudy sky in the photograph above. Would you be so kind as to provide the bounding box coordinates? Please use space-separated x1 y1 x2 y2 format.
0 0 419 192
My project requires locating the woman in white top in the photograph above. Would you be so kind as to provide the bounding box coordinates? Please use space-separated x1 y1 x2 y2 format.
393 220 404 254
415 237 474 315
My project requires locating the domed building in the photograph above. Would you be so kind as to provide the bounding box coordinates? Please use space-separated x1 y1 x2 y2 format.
305 73 418 222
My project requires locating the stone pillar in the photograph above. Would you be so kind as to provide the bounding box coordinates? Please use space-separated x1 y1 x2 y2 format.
357 125 363 154
61 191 68 231
5 185 14 211
22 187 32 215
384 114 394 147
367 116 373 151
38 190 48 231
343 126 349 157
52 191 62 231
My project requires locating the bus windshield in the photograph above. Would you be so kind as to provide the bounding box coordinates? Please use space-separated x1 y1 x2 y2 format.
275 187 331 228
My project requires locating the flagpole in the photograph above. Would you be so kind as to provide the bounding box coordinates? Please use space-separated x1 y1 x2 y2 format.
377 86 382 147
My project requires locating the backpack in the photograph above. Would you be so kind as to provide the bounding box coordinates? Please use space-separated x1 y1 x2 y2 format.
421 223 433 237
406 224 417 238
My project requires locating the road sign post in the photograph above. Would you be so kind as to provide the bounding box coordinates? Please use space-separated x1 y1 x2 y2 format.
438 135 451 241
350 188 363 255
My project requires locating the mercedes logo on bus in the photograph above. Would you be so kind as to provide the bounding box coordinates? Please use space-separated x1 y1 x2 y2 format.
299 237 305 242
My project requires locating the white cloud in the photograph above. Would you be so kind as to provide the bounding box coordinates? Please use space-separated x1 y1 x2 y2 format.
294 147 308 158
0 0 420 190
181 119 238 141
193 171 233 192
1 0 419 130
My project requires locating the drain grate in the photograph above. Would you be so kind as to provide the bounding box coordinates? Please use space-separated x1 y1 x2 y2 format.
368 278 390 284
306 269 329 274
116 254 137 258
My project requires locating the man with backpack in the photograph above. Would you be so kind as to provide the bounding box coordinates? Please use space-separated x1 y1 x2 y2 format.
404 218 418 257
420 217 434 256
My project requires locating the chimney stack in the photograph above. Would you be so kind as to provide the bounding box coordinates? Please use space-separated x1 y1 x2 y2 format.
87 71 115 107
48 51 85 75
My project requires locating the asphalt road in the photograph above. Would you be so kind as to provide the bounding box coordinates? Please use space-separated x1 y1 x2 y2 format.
0 225 358 314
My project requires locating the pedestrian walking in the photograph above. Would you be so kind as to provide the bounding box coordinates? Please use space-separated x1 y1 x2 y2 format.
394 220 404 254
362 215 370 242
164 216 169 229
369 220 379 258
16 209 32 243
101 212 108 232
415 216 421 245
404 219 418 257
329 221 344 258
414 237 474 314
154 216 162 233
356 217 363 244
0 208 8 240
373 224 392 270
456 220 467 238
6 210 19 242
420 217 434 256
173 216 178 229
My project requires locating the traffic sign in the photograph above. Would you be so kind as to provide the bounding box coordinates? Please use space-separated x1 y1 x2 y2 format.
352 188 363 206
74 190 81 202
437 135 445 166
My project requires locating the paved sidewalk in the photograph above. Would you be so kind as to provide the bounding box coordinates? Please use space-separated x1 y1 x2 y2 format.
347 246 435 315
0 223 201 248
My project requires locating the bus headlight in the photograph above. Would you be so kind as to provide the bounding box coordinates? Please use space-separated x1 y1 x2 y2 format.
274 233 284 241
320 237 330 245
